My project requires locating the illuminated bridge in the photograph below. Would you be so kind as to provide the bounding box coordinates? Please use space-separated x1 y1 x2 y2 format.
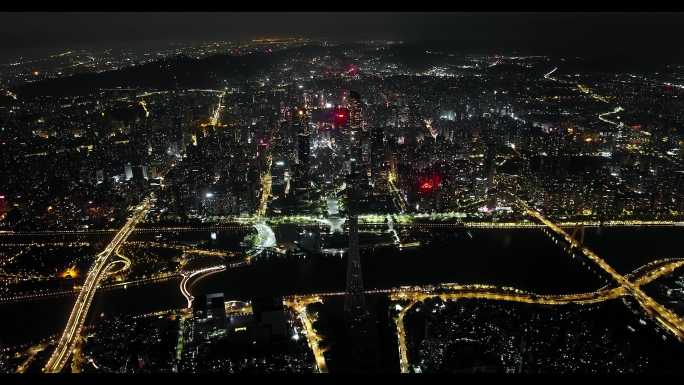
283 257 684 374
43 197 153 373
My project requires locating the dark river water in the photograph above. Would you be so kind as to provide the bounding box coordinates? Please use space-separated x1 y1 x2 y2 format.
1 226 682 347
580 226 684 274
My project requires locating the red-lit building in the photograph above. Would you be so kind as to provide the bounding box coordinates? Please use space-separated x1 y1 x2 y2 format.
333 107 349 128
418 174 442 194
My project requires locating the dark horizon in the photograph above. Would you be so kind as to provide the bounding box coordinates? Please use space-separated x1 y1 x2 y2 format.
1 12 683 64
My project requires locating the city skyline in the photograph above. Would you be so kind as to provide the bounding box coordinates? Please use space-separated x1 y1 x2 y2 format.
1 12 684 375
1 12 684 65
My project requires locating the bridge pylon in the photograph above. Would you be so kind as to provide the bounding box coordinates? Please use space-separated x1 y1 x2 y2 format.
570 223 585 248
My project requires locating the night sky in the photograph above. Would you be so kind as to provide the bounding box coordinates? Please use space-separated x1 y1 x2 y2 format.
1 12 682 64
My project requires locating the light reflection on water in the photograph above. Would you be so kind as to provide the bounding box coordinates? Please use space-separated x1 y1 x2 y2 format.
1 226 683 347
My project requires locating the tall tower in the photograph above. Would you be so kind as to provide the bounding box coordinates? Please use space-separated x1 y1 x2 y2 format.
344 165 366 316
348 90 370 198
343 158 380 372
294 112 310 200
345 91 367 319
344 91 380 372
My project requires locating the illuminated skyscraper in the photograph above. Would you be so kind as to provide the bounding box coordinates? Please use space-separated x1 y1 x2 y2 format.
370 126 387 194
297 132 310 169
124 163 133 180
294 116 311 201
345 91 367 319
348 91 363 132
348 90 371 198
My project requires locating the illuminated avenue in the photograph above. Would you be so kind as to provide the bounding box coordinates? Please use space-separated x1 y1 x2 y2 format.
1 218 682 236
42 197 153 373
284 257 684 373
